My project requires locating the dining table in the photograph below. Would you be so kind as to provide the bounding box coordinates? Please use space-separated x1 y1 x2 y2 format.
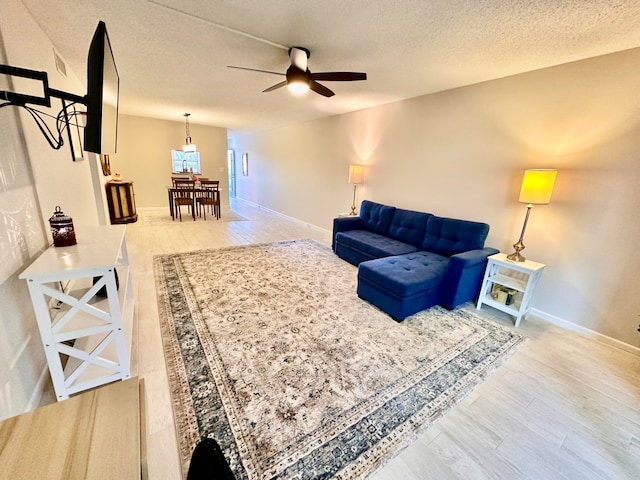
167 185 220 221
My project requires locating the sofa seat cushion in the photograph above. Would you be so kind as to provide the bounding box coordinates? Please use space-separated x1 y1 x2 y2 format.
358 251 448 298
335 230 420 258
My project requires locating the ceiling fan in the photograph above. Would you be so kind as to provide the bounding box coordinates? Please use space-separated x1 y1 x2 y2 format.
228 47 367 97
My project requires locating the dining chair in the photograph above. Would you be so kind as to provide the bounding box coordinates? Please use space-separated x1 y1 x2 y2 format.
196 180 220 220
171 176 186 187
173 179 196 221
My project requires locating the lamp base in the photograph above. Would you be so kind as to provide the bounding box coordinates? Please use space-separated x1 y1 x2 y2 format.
349 184 358 216
507 206 532 263
506 241 526 262
506 251 526 262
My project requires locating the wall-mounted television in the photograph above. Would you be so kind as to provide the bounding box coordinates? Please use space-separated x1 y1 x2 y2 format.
84 21 119 155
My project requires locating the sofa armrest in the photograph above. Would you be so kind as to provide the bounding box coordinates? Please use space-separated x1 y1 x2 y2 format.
332 216 363 251
450 247 499 268
441 247 500 309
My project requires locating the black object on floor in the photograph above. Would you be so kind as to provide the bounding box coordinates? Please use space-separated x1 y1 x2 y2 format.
93 268 119 297
186 438 236 480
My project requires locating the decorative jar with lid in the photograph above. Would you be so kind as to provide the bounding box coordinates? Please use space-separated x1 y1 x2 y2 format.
48 206 77 247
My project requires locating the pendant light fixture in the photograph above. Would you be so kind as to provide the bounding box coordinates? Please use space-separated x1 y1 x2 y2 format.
182 113 196 152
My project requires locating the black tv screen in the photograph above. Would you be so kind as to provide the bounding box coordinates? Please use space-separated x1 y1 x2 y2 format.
84 21 119 155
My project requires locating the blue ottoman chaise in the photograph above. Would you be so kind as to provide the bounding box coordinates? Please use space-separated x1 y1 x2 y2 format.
333 200 499 321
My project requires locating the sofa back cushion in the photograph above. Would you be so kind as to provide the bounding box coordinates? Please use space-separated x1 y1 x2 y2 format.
421 215 489 256
359 200 396 235
388 208 431 247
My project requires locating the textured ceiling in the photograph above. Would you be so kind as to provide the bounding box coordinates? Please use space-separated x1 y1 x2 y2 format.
16 0 640 132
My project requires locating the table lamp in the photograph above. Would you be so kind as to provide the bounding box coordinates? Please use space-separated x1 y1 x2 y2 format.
507 169 557 262
348 164 364 215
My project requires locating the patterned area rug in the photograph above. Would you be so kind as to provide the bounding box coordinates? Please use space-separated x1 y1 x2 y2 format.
154 239 525 479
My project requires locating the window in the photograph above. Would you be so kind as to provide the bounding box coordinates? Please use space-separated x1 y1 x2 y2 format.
171 150 201 173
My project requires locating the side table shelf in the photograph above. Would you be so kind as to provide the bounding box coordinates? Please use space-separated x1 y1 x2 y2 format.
19 225 134 400
476 253 545 327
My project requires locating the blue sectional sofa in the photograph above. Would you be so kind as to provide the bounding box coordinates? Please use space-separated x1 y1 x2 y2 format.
332 200 498 320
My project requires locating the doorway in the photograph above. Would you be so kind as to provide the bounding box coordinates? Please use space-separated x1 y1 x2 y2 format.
227 149 236 198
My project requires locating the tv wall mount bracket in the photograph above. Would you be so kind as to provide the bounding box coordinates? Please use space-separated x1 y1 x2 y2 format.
0 63 87 161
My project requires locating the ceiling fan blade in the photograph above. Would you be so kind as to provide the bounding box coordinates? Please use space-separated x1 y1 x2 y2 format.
311 72 367 82
309 81 335 97
227 65 284 76
262 81 287 93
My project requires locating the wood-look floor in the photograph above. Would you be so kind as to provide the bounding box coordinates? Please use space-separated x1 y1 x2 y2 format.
47 201 640 479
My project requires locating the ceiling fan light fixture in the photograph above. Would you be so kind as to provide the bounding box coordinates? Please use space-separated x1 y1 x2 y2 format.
228 45 366 98
287 79 310 94
286 66 310 95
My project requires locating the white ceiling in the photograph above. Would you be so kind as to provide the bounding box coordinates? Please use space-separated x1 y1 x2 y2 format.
18 0 640 132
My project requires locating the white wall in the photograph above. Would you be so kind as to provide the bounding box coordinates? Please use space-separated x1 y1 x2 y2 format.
231 48 640 348
0 0 105 419
111 114 228 208
1 1 106 226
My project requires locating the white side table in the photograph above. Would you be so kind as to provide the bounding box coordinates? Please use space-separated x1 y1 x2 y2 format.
476 253 545 327
20 225 134 400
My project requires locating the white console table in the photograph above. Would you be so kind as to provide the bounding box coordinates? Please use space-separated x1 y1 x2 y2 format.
20 225 134 400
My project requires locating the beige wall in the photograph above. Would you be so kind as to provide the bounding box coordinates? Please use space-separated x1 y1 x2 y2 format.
111 115 228 208
232 47 640 348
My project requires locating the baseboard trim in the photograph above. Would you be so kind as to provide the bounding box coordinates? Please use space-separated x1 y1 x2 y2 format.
531 308 640 356
9 334 32 370
26 365 50 411
234 198 330 235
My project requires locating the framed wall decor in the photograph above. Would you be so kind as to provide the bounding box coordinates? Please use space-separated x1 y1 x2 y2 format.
242 153 249 176
100 154 111 176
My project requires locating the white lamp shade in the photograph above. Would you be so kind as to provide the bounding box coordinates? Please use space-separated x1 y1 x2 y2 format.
518 169 557 204
348 164 364 184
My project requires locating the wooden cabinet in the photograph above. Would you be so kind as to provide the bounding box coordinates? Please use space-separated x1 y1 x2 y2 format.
19 225 134 400
106 180 138 224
